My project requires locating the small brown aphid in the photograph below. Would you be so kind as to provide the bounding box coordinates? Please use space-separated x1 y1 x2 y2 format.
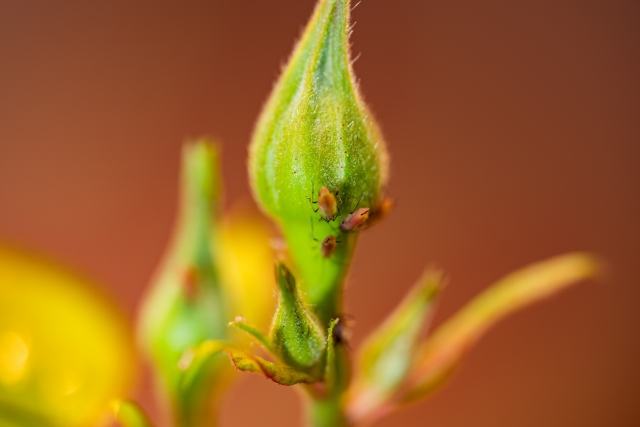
340 197 394 232
308 183 342 222
317 187 339 220
340 207 370 232
310 217 341 258
321 235 339 258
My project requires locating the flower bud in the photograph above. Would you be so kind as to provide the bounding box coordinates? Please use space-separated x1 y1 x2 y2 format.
249 0 389 324
269 263 326 379
137 140 229 426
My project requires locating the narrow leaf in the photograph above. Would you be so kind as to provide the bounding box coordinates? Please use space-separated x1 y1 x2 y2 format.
360 270 443 391
405 252 600 401
348 270 443 421
111 400 153 427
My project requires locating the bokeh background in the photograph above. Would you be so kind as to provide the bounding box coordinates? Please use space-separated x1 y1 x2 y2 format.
1 1 639 426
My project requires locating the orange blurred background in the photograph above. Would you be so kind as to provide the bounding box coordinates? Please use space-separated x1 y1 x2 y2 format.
1 1 639 426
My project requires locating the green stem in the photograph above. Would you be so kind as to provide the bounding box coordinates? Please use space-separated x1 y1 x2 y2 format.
282 221 358 327
309 339 353 427
308 396 349 427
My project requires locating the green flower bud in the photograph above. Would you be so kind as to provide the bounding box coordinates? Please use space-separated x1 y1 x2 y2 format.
137 140 229 426
249 0 389 324
269 263 326 379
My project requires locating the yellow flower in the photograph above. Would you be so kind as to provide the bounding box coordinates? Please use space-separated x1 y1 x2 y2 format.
0 245 135 427
219 202 276 333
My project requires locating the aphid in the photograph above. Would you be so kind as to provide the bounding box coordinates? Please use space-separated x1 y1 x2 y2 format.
307 182 342 222
339 192 368 231
340 207 369 232
340 196 394 232
319 235 339 258
310 217 341 258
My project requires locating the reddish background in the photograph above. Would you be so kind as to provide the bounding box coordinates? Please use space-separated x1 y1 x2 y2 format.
1 1 639 426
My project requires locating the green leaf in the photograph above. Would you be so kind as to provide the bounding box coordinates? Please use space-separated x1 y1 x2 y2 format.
226 349 316 386
404 252 600 401
269 263 326 379
229 318 274 353
350 270 443 416
111 400 153 427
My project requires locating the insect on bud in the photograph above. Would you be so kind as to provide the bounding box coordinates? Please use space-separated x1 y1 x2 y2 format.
249 0 389 325
320 235 339 258
340 207 370 232
269 263 326 379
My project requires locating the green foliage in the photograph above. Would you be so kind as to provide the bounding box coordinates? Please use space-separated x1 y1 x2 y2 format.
404 253 600 402
347 253 600 424
353 271 443 408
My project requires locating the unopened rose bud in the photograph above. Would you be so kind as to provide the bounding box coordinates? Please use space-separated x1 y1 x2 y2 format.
249 0 389 325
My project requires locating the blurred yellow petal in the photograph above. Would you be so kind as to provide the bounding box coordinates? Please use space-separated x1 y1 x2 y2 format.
0 245 135 427
219 202 276 333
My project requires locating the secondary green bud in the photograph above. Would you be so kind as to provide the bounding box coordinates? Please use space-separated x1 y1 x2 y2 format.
137 140 229 426
269 263 326 379
249 0 389 325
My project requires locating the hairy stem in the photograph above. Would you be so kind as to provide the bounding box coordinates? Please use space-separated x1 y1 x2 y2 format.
308 396 350 427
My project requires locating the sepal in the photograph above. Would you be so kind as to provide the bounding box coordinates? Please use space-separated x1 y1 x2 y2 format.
227 348 317 386
229 317 274 353
269 263 327 379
